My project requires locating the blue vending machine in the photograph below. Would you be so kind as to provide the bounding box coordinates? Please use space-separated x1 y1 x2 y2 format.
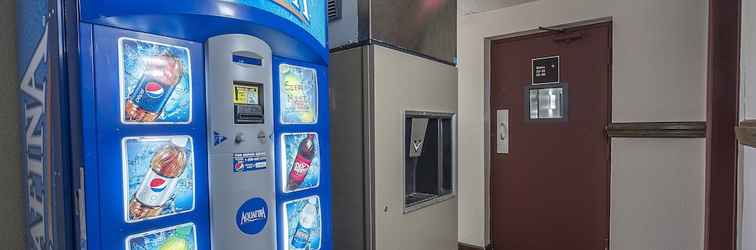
15 0 331 249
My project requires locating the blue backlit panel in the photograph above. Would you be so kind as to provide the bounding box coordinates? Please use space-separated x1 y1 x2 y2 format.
223 0 326 46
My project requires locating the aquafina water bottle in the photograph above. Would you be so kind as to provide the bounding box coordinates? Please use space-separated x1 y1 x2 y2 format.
291 198 318 250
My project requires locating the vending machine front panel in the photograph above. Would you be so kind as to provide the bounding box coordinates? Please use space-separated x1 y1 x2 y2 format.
86 25 211 250
206 34 277 250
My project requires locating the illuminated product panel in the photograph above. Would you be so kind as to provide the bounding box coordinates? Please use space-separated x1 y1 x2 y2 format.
275 56 327 250
126 223 198 250
122 136 196 223
119 38 193 124
222 0 327 46
83 25 210 249
283 196 323 250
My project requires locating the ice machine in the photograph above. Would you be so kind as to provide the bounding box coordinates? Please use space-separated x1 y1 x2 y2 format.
329 0 459 249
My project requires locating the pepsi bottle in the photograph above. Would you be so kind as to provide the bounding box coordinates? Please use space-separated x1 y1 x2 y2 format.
128 141 188 220
124 54 184 122
291 198 318 250
287 134 316 191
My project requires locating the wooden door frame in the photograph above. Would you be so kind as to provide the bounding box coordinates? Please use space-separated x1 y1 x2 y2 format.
706 0 741 249
484 19 613 249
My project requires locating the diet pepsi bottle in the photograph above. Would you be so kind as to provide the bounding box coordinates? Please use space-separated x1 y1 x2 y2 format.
124 54 184 122
128 140 188 220
291 198 318 250
287 134 316 190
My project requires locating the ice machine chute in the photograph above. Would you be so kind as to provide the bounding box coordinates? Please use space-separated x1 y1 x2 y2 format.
404 111 455 212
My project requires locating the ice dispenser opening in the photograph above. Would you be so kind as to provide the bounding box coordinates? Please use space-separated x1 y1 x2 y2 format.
404 111 455 212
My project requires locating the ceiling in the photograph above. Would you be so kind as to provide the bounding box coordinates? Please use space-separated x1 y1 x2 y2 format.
459 0 538 15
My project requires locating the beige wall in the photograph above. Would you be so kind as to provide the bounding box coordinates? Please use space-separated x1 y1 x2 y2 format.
457 0 708 248
0 0 26 248
740 0 756 248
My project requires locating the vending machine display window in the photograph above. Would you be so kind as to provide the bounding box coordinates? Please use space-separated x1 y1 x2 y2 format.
404 111 456 213
119 37 193 124
282 196 323 250
125 223 198 250
233 81 265 124
122 136 196 223
281 132 321 193
279 64 318 124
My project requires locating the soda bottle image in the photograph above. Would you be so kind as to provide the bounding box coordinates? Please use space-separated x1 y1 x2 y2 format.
290 198 318 250
125 54 184 122
287 134 316 190
129 140 188 220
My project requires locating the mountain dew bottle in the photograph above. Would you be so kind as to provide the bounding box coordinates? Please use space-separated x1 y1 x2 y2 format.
159 238 188 250
159 226 192 250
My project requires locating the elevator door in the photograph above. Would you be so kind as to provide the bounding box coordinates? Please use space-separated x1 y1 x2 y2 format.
489 22 611 250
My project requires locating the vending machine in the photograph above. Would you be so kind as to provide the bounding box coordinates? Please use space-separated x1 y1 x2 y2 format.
16 0 331 249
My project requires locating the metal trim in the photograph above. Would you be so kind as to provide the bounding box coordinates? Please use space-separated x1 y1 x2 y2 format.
606 122 706 138
363 45 376 250
330 39 457 66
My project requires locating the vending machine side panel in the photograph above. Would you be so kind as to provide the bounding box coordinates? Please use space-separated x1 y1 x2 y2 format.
17 0 79 248
85 24 211 250
79 22 99 250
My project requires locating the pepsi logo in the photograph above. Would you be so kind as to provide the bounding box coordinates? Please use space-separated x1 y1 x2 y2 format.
234 162 244 171
144 82 165 98
149 177 168 192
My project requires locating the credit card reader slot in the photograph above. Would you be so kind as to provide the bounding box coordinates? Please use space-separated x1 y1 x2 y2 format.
235 105 263 124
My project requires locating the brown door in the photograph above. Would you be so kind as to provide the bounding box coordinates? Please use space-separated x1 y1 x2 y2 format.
490 22 611 250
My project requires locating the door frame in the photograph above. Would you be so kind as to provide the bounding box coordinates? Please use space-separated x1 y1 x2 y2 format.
484 18 613 248
706 0 741 249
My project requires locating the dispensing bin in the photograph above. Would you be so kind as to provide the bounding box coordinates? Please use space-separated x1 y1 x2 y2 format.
404 111 456 212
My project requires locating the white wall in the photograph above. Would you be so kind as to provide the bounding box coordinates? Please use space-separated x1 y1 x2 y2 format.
457 0 708 248
459 0 537 15
740 0 756 249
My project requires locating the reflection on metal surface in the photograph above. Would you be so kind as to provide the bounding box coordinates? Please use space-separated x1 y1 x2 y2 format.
527 84 567 120
328 0 457 64
371 0 456 63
